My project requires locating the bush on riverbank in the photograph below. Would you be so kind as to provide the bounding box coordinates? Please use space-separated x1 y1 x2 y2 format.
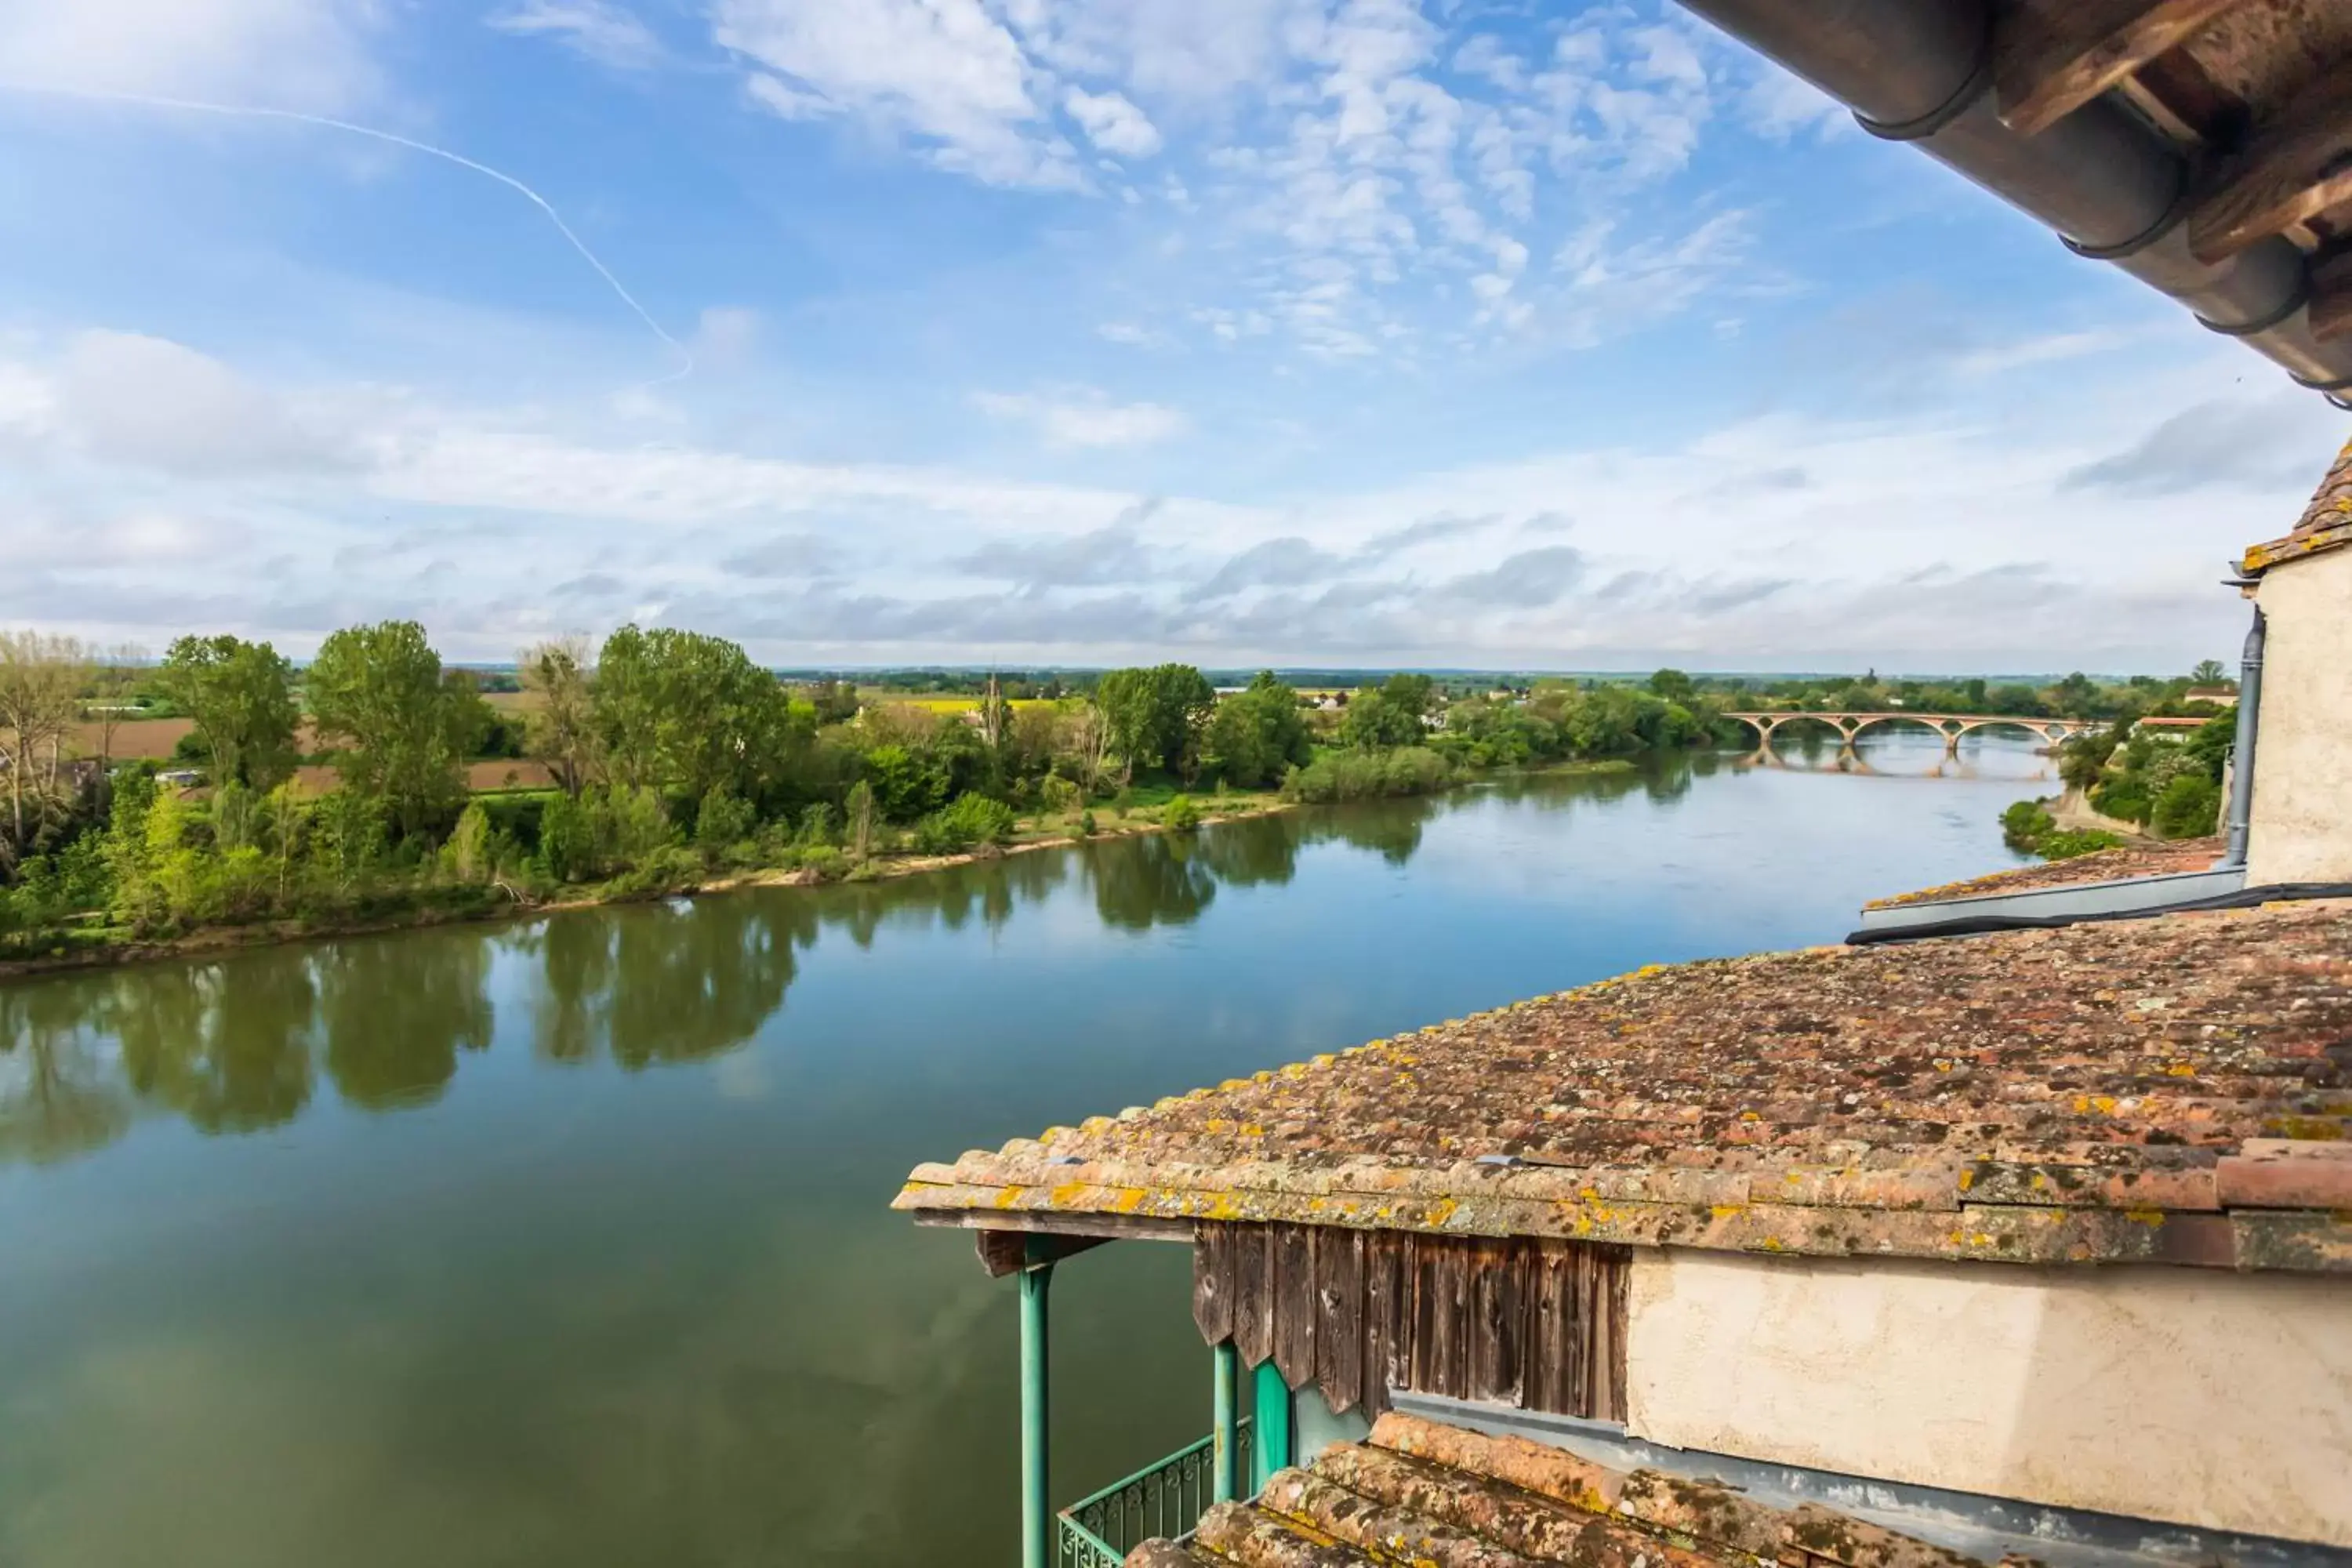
2000 800 2126 861
1280 747 1454 804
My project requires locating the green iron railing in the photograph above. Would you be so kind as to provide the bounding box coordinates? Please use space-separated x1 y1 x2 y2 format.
1055 1422 1253 1568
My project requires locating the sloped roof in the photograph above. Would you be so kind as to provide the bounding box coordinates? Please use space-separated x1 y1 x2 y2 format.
1864 837 2223 909
1131 1411 1987 1568
2245 431 2352 572
895 901 2352 1273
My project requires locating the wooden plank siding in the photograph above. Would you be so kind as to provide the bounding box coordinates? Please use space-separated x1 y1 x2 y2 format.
1191 1221 1630 1422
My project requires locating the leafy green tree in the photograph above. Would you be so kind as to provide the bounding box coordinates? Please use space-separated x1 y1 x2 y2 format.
593 626 803 802
1380 673 1435 722
1339 689 1421 750
1097 664 1216 776
520 636 600 797
2189 659 2227 686
694 786 756 855
538 790 593 882
862 744 949 821
844 779 878 858
1648 668 1696 703
157 634 300 790
1207 672 1312 786
2151 773 2220 839
306 621 488 839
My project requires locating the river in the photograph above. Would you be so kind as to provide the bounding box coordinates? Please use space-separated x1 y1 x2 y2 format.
0 735 2048 1567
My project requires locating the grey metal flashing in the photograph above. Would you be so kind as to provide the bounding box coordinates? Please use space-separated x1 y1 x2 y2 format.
1854 866 2247 935
1386 1390 2349 1568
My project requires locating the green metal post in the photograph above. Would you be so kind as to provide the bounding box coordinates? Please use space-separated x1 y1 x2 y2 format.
1211 1341 1240 1503
1250 1360 1291 1494
1020 1261 1053 1568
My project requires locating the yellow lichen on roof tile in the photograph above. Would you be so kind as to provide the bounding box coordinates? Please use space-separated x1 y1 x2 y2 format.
898 901 2352 1271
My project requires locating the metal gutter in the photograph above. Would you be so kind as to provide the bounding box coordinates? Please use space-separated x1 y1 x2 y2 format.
1388 1391 2351 1568
1850 866 2248 940
1674 0 2352 405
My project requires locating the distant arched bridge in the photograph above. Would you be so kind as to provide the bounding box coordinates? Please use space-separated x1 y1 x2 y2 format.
1725 711 2100 756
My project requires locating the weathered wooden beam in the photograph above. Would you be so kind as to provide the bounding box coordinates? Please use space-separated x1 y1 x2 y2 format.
1193 1222 1236 1343
2310 247 2352 343
975 1229 1110 1278
910 1208 1194 1243
1272 1226 1317 1392
2190 71 2352 261
1995 0 2247 136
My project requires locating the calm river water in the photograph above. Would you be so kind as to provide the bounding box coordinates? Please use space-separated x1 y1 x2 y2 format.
0 736 2048 1567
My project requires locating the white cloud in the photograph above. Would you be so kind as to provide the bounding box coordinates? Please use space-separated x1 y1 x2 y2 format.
711 0 1082 189
1953 330 2136 379
691 306 763 368
488 0 663 71
37 331 368 475
0 0 380 112
972 390 1189 449
0 326 2309 670
1063 85 1160 158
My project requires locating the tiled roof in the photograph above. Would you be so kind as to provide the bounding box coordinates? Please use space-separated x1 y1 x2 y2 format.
1130 1411 1988 1568
895 901 2352 1272
1864 837 2223 909
2243 430 2352 573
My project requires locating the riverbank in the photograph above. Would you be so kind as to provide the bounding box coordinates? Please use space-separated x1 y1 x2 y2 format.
0 760 1639 983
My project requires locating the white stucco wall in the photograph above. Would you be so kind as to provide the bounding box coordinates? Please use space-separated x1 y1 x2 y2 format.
1625 1250 2352 1546
2248 545 2352 884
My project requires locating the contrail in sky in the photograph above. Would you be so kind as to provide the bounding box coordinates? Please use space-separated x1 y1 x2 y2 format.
0 80 695 389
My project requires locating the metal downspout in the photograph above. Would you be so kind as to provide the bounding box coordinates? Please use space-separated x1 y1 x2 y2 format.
2222 604 2266 869
1019 1259 1052 1568
1212 1341 1241 1504
1672 0 2352 404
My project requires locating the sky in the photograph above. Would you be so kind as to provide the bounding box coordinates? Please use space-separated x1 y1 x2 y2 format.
0 0 2344 673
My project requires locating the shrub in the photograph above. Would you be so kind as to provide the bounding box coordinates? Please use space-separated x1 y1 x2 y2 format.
1076 810 1097 838
2000 800 2055 853
2150 773 2220 840
1281 747 1453 804
914 792 1016 854
694 786 757 855
1164 794 1201 831
537 791 593 883
2038 829 2127 859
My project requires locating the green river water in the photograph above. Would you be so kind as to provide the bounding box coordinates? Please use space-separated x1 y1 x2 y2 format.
0 736 2049 1566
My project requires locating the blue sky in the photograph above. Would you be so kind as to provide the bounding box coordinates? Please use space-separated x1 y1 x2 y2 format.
1 0 2343 671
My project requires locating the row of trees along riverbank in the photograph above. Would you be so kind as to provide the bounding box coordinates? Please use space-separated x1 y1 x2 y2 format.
0 628 1743 961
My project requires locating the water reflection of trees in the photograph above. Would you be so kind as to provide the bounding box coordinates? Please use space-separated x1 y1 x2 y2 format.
117 957 316 1132
322 935 495 1109
0 777 1578 1160
0 986 132 1163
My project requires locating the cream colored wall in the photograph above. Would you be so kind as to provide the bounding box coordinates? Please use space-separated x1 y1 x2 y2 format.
1625 1250 2352 1546
2248 545 2352 884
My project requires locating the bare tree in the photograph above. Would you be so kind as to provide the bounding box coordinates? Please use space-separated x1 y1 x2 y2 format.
520 636 600 797
83 642 148 804
0 631 91 873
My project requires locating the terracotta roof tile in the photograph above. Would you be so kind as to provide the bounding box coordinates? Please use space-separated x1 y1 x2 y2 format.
895 901 2352 1272
1136 1412 1995 1568
2243 429 2352 572
1864 838 2223 909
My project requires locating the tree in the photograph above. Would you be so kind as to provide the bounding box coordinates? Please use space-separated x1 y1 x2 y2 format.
2189 659 2228 687
1207 672 1312 787
844 779 878 859
1096 664 1217 777
520 636 600 797
306 621 488 839
593 625 803 802
0 630 89 874
1648 668 1696 703
158 634 300 789
82 643 148 804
